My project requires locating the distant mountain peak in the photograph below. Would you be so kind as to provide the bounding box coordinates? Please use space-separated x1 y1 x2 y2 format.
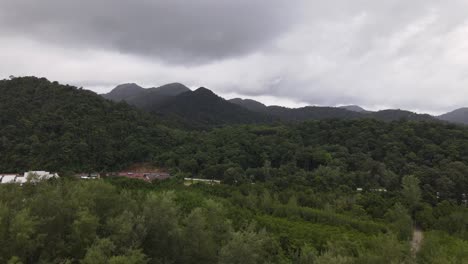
102 82 192 110
438 108 468 124
153 83 191 96
113 83 142 90
193 87 217 96
229 98 267 112
102 83 145 101
339 105 369 113
152 87 274 128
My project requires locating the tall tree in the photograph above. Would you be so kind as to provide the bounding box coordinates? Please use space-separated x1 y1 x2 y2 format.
401 175 421 217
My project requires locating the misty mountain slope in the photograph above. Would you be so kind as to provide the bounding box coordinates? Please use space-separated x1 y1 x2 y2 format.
153 87 276 127
230 97 441 123
438 108 468 124
102 83 146 101
229 98 364 120
369 110 437 122
339 105 370 113
126 83 191 110
229 98 268 112
102 82 191 110
151 83 191 96
104 83 444 126
265 106 364 121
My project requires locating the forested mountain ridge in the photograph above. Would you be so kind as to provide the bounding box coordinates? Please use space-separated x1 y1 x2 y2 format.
151 87 277 127
103 83 274 127
105 83 441 126
101 83 146 101
229 99 438 123
228 98 268 112
339 105 370 113
102 82 191 110
0 77 462 176
370 109 436 122
0 77 174 172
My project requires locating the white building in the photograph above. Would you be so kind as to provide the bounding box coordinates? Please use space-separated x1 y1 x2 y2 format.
24 171 59 182
0 171 59 185
15 176 28 184
1 175 17 183
184 178 221 185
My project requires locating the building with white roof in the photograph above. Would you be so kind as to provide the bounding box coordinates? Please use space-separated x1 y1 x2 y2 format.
0 171 59 185
14 176 28 184
24 171 59 182
1 175 17 183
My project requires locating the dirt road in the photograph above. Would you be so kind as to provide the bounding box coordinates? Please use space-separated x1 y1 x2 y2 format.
411 227 423 256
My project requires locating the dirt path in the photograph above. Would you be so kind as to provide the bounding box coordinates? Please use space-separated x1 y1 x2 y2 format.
411 227 423 257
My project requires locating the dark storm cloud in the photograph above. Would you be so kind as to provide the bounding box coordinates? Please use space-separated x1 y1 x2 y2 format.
1 0 468 114
0 0 301 63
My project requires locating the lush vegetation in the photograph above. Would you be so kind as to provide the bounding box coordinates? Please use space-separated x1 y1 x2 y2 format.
1 77 467 263
0 77 174 173
0 179 409 263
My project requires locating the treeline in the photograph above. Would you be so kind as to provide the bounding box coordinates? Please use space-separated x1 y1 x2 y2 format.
155 121 468 205
0 179 424 264
0 180 286 263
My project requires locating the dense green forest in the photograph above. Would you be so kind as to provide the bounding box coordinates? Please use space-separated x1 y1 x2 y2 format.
1 77 467 263
0 77 175 172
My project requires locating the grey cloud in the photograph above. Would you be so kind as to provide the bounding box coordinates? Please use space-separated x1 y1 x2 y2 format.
0 0 302 64
1 1 468 114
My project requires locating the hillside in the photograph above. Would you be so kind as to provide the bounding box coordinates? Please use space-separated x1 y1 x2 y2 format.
103 83 442 126
339 105 370 113
103 85 274 127
229 97 437 123
369 109 437 122
228 98 364 121
153 88 275 127
438 108 468 124
102 82 191 110
228 98 268 112
265 105 363 121
0 77 173 172
102 83 146 101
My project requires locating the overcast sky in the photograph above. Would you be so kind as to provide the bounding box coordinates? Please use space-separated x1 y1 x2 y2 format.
1 0 468 114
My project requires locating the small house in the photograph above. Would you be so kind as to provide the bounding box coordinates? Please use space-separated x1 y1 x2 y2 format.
1 174 17 184
24 171 59 182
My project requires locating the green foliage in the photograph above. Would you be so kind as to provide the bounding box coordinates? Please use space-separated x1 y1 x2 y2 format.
0 77 173 173
416 201 468 239
219 228 278 264
401 175 422 215
418 231 468 264
255 215 369 251
0 180 287 263
385 203 413 241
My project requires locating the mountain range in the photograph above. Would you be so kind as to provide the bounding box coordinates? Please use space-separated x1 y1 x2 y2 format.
103 83 273 127
102 82 191 110
101 82 468 125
